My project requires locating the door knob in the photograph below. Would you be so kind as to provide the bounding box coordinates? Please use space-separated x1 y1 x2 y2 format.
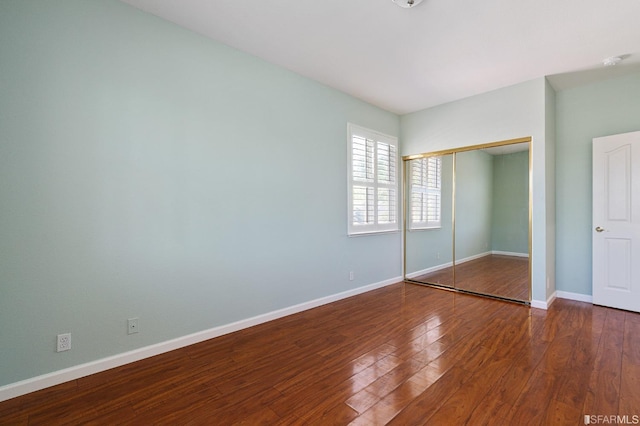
595 226 605 233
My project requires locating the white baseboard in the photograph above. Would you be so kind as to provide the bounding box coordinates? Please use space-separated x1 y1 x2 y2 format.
531 291 556 310
491 250 529 258
530 300 547 309
406 262 453 279
531 290 593 309
454 250 528 264
556 291 593 303
0 276 401 403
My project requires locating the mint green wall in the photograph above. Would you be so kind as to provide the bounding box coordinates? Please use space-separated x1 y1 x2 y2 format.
545 79 557 297
405 155 454 274
455 150 493 260
491 151 529 254
6 0 632 392
555 72 640 295
0 0 400 387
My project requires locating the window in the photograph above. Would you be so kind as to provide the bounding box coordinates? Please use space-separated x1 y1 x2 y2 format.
410 156 442 230
348 124 399 235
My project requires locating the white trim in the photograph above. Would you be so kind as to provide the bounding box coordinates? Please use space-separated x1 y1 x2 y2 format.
407 226 442 232
405 261 453 279
347 123 400 236
556 291 593 303
530 300 547 309
347 123 397 144
531 291 556 310
491 250 529 258
347 229 401 237
0 276 401 403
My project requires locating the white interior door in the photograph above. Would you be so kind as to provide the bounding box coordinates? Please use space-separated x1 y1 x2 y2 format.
593 131 640 312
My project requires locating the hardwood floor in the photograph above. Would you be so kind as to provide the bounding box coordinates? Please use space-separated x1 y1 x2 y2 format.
1 283 638 425
410 254 530 301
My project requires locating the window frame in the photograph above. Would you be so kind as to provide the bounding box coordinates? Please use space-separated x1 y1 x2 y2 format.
347 123 400 236
409 156 442 230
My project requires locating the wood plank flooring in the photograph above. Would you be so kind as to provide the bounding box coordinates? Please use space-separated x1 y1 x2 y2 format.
1 283 638 425
411 254 530 301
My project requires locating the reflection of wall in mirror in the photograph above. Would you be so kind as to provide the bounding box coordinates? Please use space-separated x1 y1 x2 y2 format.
491 150 529 256
456 149 529 263
455 150 493 262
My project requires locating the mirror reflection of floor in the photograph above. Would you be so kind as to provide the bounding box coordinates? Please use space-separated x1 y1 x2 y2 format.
408 254 529 301
410 268 455 288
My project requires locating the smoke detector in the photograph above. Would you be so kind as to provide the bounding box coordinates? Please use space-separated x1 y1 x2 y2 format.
602 56 623 67
392 0 424 8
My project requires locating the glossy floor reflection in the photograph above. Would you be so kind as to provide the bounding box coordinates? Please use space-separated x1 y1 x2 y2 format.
1 283 638 425
410 254 529 301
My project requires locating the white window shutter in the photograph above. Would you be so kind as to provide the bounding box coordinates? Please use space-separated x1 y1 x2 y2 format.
348 124 399 235
410 156 442 230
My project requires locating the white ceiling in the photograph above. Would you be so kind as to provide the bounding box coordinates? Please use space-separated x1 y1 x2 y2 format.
120 0 640 115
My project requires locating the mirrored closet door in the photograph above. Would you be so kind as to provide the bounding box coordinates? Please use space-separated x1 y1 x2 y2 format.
403 138 531 303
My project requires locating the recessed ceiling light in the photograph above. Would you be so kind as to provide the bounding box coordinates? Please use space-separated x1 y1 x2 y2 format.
602 56 623 67
392 0 424 8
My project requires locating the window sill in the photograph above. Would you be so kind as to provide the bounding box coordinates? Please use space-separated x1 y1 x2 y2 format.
408 226 442 232
348 229 401 237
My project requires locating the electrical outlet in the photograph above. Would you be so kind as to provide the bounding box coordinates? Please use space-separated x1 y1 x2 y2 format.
57 333 71 352
127 317 139 335
349 271 355 281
